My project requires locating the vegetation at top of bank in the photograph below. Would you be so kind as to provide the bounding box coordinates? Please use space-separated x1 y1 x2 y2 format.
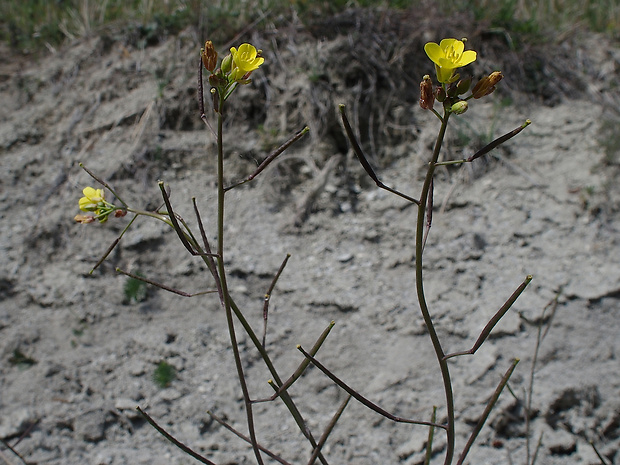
2 0 619 55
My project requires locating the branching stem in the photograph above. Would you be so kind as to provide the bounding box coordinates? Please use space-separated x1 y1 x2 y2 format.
215 102 264 465
415 111 455 465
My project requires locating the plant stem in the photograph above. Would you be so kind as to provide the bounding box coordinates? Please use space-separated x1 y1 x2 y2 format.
215 104 264 465
415 111 455 465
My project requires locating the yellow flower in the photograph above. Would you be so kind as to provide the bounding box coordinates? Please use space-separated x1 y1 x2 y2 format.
424 38 477 83
79 187 105 212
229 43 264 81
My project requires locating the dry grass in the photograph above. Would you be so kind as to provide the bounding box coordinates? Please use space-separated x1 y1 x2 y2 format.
1 0 618 54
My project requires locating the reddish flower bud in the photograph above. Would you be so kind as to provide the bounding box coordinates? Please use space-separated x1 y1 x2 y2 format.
472 71 503 99
436 86 447 102
201 41 218 72
419 75 435 110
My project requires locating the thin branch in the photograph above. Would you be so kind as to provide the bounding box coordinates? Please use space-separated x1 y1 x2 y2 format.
435 120 532 167
225 127 310 191
0 449 18 465
192 197 224 304
424 406 438 465
444 275 533 360
206 411 293 465
307 395 351 465
90 214 138 273
526 287 561 464
0 436 30 465
339 104 419 205
115 268 217 297
137 407 218 465
158 182 201 256
79 163 128 208
261 321 336 402
456 359 520 465
263 254 291 347
467 120 531 162
589 440 610 465
422 177 433 250
198 56 205 120
297 345 445 430
531 432 544 465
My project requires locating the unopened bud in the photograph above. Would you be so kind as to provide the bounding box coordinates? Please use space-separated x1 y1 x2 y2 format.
447 82 459 98
451 100 468 115
487 71 503 86
472 71 503 99
436 86 446 102
201 40 218 72
419 75 435 110
74 214 95 224
209 71 226 88
220 53 232 73
456 77 471 95
114 209 127 218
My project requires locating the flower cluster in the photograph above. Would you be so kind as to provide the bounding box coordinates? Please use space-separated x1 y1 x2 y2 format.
201 40 264 107
75 187 122 224
420 38 503 116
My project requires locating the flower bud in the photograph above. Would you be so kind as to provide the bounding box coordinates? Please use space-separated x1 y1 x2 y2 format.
436 86 446 102
472 71 503 99
447 82 459 98
201 40 218 72
487 71 503 86
220 53 232 73
456 77 471 95
451 100 468 115
419 75 435 110
74 214 95 224
209 71 226 88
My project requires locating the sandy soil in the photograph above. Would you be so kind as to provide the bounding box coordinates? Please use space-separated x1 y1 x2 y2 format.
1 9 619 465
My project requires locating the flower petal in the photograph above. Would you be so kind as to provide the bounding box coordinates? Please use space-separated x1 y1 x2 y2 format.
442 38 463 56
424 42 443 65
439 38 458 50
82 187 97 198
457 50 477 67
238 43 256 59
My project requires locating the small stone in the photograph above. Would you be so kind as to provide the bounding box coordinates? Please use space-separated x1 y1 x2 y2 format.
75 410 107 443
156 387 183 402
0 408 36 438
337 253 353 263
115 398 138 411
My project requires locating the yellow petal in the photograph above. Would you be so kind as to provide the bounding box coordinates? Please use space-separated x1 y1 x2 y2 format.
441 38 463 56
238 43 257 59
79 197 96 212
458 50 477 66
82 186 97 199
424 42 443 65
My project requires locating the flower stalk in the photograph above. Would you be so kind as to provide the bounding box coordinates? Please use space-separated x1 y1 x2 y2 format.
415 110 456 465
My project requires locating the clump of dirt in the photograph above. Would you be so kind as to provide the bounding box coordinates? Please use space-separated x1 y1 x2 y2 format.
1 7 619 465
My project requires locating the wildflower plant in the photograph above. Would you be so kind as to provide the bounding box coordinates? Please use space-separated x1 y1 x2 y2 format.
75 37 533 465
